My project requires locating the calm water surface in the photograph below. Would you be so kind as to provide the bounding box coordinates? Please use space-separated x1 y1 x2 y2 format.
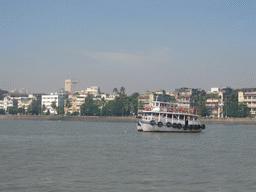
0 120 256 191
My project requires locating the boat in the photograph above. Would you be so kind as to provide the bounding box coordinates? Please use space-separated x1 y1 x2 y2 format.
137 121 143 131
137 100 205 132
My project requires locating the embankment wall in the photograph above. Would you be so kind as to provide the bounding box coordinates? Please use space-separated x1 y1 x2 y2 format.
0 115 256 125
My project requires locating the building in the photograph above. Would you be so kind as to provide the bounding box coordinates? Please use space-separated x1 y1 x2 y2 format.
65 79 79 94
64 95 87 115
205 98 221 118
86 86 101 96
174 87 205 108
210 87 220 93
41 93 65 114
238 88 256 116
101 94 118 101
0 96 18 111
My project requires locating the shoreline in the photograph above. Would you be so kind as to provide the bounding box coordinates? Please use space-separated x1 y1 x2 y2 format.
0 115 138 123
0 115 256 125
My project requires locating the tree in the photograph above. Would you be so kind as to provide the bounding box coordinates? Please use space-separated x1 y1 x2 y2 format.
51 101 57 110
65 99 72 108
138 101 144 110
191 93 209 117
101 92 140 116
42 104 46 114
0 109 5 115
7 107 18 115
80 95 100 116
80 103 100 116
169 96 176 103
27 101 40 115
56 106 64 115
120 87 125 94
113 88 119 94
223 90 249 118
223 101 249 118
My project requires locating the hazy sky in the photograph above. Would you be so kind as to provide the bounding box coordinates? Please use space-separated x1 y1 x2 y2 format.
1 0 255 95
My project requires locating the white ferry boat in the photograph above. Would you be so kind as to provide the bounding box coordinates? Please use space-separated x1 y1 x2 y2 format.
137 101 205 132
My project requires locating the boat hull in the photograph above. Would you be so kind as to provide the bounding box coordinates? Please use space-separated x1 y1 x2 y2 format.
137 121 143 131
140 121 202 133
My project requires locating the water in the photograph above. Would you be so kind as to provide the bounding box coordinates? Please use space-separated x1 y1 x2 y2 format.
0 120 256 192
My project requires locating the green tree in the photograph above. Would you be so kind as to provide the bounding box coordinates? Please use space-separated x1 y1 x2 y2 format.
56 106 64 115
223 101 249 118
51 101 57 110
65 99 72 108
113 87 119 94
191 93 209 117
72 112 79 116
42 104 46 115
169 96 176 103
7 107 18 115
0 109 5 115
101 92 139 116
46 109 50 115
138 101 144 110
223 90 249 118
120 87 125 95
80 95 100 116
27 101 40 115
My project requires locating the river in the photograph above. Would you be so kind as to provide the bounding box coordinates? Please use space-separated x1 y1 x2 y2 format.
0 120 255 191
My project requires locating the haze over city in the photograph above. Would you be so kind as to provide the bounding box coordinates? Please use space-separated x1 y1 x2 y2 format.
1 0 256 95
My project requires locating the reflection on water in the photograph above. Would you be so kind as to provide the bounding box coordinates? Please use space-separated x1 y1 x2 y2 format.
0 120 255 191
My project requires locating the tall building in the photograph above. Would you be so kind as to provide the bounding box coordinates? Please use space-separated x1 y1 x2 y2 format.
65 79 79 94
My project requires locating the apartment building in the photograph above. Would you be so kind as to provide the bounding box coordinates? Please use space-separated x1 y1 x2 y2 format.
64 95 87 115
0 96 18 111
174 87 205 108
41 93 65 114
238 88 256 116
87 86 101 96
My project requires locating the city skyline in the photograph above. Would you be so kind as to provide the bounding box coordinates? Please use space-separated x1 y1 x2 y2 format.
1 0 256 95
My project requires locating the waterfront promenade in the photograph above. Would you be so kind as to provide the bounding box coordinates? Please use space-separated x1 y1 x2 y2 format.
1 115 256 125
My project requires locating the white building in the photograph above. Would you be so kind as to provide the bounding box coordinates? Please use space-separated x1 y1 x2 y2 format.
65 79 79 94
41 93 65 114
0 96 17 111
101 94 117 101
211 87 220 93
87 86 101 96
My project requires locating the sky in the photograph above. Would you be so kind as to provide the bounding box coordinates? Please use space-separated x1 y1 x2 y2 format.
1 0 256 95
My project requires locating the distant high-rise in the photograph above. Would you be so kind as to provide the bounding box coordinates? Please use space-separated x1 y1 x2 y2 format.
65 79 79 94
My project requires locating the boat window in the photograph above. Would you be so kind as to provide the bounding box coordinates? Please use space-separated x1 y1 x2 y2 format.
161 114 166 117
153 103 155 106
190 116 194 120
167 114 172 118
156 103 159 106
153 113 159 116
179 115 184 120
173 115 178 119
